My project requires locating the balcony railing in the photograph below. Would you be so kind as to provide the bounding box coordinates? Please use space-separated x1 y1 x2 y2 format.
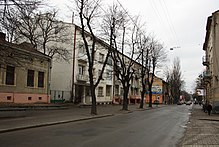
76 74 88 81
202 56 209 66
77 53 88 62
203 71 211 78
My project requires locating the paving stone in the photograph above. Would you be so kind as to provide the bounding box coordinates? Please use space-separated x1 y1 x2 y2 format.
179 105 219 147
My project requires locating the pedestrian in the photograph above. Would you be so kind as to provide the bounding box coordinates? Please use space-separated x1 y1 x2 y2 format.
207 103 212 116
203 102 207 112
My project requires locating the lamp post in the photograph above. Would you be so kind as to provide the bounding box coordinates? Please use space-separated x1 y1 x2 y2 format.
170 46 180 50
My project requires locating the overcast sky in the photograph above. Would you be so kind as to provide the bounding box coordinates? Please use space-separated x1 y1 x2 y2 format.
50 0 219 92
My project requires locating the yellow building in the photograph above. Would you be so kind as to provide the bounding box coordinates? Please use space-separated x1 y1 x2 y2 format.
0 32 51 103
145 76 164 104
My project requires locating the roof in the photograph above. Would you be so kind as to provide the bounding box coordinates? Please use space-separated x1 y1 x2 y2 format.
74 24 142 66
0 36 51 60
203 16 212 51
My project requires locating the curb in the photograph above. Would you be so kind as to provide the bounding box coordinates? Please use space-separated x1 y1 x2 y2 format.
0 105 166 134
0 114 113 134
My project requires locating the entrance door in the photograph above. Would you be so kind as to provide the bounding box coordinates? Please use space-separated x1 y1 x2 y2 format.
75 85 84 104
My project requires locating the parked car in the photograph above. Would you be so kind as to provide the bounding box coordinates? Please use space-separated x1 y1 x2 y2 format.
186 101 192 105
177 101 182 105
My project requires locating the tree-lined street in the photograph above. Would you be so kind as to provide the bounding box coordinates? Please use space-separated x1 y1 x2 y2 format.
0 105 192 147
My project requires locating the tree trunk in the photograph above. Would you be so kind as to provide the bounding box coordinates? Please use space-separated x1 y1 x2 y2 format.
139 91 144 108
149 91 153 107
90 84 97 115
122 86 129 110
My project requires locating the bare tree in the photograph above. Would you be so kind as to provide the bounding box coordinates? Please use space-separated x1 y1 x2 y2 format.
0 1 71 61
0 0 41 42
181 90 191 102
165 57 183 104
75 0 111 115
138 34 150 109
102 4 141 110
0 41 47 67
145 39 167 107
36 11 71 61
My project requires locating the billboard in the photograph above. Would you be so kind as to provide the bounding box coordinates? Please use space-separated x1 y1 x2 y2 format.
146 86 162 94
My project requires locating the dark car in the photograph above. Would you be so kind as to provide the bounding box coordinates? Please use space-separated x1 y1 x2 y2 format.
177 101 182 105
186 101 192 105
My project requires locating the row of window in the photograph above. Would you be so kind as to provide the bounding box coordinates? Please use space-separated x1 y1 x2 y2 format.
84 85 123 97
6 96 42 101
78 46 112 65
5 65 44 88
78 65 112 80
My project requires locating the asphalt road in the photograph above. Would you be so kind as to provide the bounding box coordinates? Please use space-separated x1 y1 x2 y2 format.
0 105 192 147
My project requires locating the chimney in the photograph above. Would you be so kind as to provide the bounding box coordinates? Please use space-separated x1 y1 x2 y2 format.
0 32 6 42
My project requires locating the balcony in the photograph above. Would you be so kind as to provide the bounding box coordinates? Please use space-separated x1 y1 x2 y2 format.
202 56 209 66
115 80 121 85
77 53 87 63
76 74 88 82
203 71 212 83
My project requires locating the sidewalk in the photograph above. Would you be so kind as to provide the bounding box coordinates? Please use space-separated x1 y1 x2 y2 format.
0 104 154 133
178 104 219 147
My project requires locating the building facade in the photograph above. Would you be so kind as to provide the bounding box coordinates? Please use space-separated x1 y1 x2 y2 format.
0 32 51 103
202 10 219 112
145 76 166 104
50 23 166 105
50 24 118 104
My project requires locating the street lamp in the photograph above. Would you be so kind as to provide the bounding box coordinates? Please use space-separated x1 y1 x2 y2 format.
170 46 180 50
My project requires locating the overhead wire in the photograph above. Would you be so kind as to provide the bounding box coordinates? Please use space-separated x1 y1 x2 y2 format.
160 0 180 47
92 0 180 48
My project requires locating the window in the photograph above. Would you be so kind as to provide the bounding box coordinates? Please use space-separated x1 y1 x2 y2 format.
27 70 34 87
38 71 44 87
86 86 91 96
120 88 124 96
99 53 104 63
6 65 15 85
106 70 112 80
107 56 113 65
78 65 84 75
28 97 32 100
78 44 86 54
38 97 42 100
7 96 11 100
106 85 111 96
115 85 119 96
98 87 103 97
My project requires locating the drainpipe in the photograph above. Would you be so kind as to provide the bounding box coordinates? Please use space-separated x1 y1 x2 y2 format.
71 25 77 103
47 58 52 103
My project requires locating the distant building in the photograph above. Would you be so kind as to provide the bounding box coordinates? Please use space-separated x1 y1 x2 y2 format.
145 76 167 104
0 32 51 103
202 10 219 112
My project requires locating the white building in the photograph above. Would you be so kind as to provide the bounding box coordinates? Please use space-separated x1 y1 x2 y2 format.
50 23 117 104
50 22 146 105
